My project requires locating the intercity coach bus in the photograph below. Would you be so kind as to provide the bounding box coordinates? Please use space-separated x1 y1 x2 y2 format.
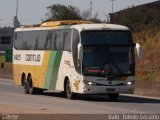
13 20 142 100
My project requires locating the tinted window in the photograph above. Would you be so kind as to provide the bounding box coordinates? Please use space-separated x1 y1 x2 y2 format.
72 29 80 73
22 31 31 50
31 31 39 49
14 29 72 51
38 30 48 50
81 30 132 45
14 32 23 49
63 30 71 51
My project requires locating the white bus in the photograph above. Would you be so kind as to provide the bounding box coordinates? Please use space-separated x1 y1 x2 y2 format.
13 20 142 100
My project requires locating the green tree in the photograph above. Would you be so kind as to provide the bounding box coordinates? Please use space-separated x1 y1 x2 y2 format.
45 4 82 21
45 4 102 23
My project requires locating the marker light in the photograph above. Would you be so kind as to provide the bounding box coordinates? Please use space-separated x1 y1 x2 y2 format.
126 81 135 85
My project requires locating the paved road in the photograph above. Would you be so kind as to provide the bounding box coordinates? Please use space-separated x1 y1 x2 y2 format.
0 78 160 115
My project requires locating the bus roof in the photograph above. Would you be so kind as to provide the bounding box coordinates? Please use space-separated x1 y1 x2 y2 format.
71 24 130 31
41 20 92 27
15 20 130 32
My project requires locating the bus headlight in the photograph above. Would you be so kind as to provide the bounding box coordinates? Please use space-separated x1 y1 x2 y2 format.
127 82 132 85
83 81 97 85
88 82 92 85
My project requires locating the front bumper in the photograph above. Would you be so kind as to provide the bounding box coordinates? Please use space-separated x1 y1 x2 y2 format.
82 84 135 94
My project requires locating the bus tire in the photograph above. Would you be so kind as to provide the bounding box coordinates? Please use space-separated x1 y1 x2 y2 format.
65 80 74 99
36 88 44 94
108 93 119 101
27 76 37 95
23 79 29 94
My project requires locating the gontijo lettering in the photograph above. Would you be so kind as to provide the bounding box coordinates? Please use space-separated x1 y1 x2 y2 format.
26 54 41 62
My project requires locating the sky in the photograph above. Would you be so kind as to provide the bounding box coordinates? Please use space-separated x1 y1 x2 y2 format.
0 0 158 27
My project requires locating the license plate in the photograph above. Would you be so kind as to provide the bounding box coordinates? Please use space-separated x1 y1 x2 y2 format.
106 88 115 92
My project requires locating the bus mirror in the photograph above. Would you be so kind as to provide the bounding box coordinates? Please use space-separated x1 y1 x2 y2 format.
136 43 143 60
78 43 83 60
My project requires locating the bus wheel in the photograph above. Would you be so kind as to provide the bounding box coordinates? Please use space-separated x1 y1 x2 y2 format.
108 93 119 101
36 88 44 94
23 79 29 94
27 76 37 95
65 80 74 99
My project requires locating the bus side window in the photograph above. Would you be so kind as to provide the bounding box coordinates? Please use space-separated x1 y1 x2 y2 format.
58 30 64 50
18 32 24 50
30 31 39 50
22 31 31 50
14 32 20 49
14 32 17 49
34 38 38 50
38 31 47 50
52 31 57 50
44 30 53 50
63 29 71 52
72 29 80 73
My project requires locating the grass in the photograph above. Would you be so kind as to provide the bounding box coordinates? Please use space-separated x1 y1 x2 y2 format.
133 30 160 81
136 71 160 81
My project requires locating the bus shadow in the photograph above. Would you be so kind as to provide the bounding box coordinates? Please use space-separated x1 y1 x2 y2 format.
118 95 160 104
41 91 160 104
42 91 66 98
76 94 160 104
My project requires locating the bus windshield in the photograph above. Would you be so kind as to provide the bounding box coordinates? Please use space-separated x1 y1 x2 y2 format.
81 30 135 77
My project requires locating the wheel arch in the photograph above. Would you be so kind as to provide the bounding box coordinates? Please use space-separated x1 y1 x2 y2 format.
64 76 69 92
27 73 32 86
27 73 32 81
21 72 26 86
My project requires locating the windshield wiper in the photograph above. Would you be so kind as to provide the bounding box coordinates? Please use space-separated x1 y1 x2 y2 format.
98 50 111 75
110 55 123 75
98 50 123 75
